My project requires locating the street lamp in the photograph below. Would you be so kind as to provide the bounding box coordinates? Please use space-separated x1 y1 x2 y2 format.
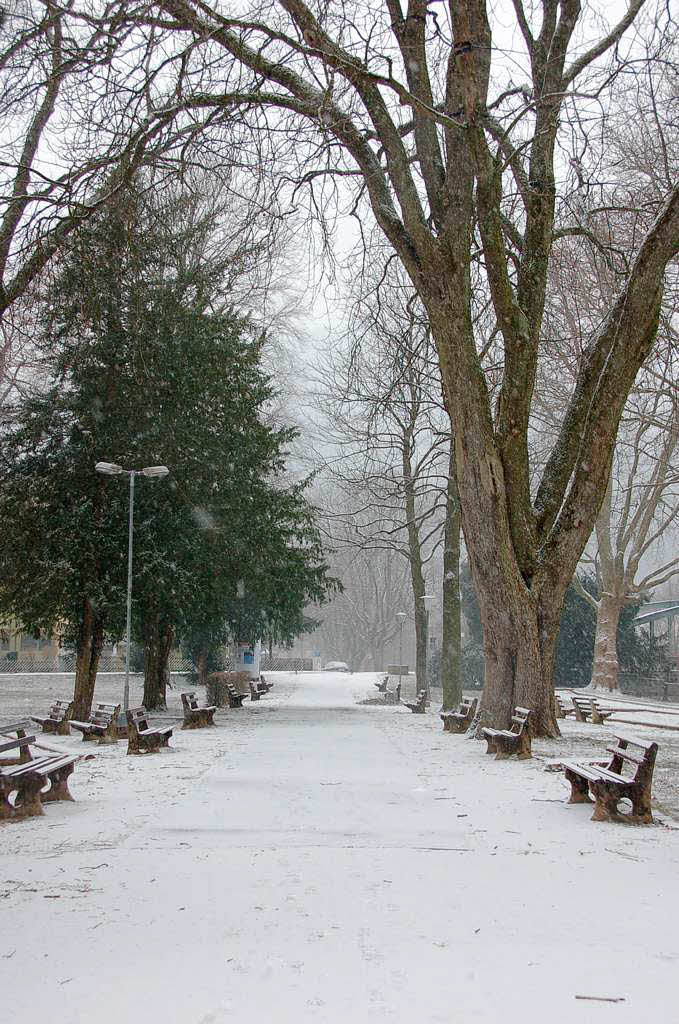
95 462 169 724
395 612 407 697
419 593 435 702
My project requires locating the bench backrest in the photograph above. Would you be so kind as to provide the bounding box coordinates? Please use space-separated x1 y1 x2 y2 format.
89 703 120 724
510 707 531 734
126 707 150 731
181 692 199 710
48 700 72 721
0 719 32 738
0 735 36 756
606 734 659 779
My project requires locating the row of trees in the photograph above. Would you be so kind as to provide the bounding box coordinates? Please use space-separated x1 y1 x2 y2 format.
0 179 336 716
1 2 678 732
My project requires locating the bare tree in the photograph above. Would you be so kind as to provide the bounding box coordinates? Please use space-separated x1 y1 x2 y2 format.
312 270 452 692
311 522 412 671
576 378 679 691
3 2 679 733
310 244 464 703
541 59 679 693
109 0 676 735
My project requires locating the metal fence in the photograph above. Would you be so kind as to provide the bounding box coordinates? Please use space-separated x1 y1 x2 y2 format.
261 657 313 672
619 672 679 703
0 652 314 674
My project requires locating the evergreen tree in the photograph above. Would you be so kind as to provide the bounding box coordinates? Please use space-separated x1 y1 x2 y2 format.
0 186 336 713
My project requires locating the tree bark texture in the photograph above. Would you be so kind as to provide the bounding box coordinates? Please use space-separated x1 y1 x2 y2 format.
591 593 624 692
58 0 679 732
441 440 462 710
71 597 104 721
195 648 209 688
143 616 174 710
402 421 428 695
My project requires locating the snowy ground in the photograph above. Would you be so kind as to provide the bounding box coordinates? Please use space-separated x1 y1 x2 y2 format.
2 671 678 1023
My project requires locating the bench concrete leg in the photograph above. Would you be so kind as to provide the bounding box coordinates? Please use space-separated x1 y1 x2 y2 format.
42 764 75 803
128 738 162 754
564 771 592 804
630 797 653 825
0 788 15 820
590 782 654 825
590 786 620 823
484 738 497 755
12 775 45 818
516 734 532 759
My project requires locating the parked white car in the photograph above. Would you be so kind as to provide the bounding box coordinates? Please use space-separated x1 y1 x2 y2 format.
323 661 350 672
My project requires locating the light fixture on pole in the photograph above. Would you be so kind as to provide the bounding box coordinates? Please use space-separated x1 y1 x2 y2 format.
419 593 435 702
395 612 407 696
95 462 169 726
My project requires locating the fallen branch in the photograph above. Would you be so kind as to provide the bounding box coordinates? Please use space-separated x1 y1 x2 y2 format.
575 995 626 1003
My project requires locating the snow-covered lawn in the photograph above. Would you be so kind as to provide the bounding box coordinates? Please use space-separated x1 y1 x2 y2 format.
1 671 678 1023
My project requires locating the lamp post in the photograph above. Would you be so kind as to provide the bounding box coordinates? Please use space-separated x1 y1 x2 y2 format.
395 611 406 696
419 593 435 702
95 462 169 723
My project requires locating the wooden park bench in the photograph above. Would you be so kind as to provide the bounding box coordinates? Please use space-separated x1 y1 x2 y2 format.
572 695 614 725
259 675 273 691
561 733 659 824
554 695 576 719
126 707 173 754
70 702 121 743
402 690 427 714
226 684 247 708
30 700 73 735
482 706 532 759
0 730 79 820
181 692 216 729
249 680 270 701
374 675 389 693
385 682 401 704
441 696 478 734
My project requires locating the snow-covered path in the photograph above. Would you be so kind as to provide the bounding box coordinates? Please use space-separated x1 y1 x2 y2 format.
2 672 678 1023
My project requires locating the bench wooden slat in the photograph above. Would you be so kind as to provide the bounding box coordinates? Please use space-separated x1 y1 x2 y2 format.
7 754 77 777
0 735 36 754
612 732 657 751
605 746 646 766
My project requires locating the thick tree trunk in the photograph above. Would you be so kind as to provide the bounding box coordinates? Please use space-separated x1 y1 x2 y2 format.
402 440 427 696
195 648 209 688
425 295 564 736
441 441 462 710
143 616 174 710
476 581 561 737
591 593 623 692
72 598 104 720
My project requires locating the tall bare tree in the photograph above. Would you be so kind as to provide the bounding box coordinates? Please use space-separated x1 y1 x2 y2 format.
311 520 412 671
134 0 679 734
3 2 679 733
